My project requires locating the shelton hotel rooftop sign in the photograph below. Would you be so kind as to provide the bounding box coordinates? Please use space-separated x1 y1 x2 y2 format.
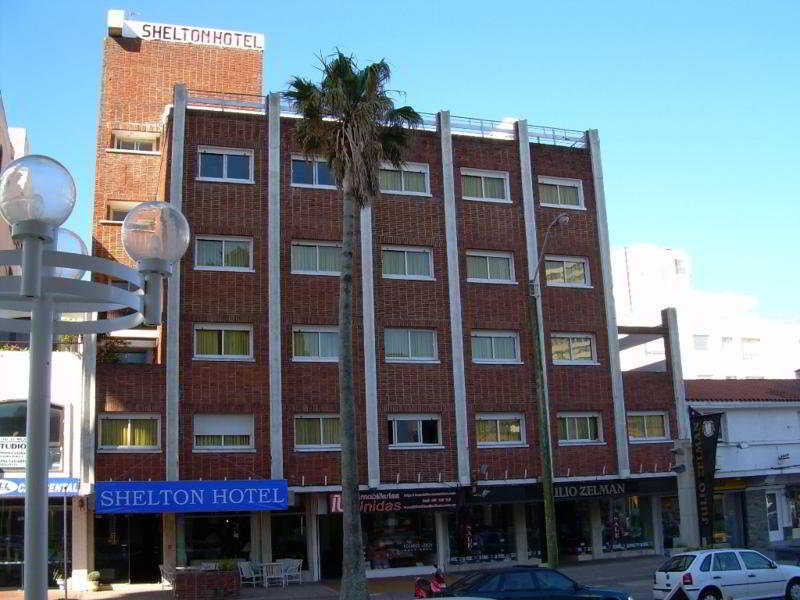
107 9 264 51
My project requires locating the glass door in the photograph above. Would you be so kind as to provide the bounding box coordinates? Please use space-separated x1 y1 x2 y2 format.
766 493 782 542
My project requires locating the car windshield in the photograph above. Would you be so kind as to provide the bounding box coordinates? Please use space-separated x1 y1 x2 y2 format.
449 571 488 591
659 555 697 572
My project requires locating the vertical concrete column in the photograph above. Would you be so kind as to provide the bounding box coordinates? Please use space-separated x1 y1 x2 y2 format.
587 129 630 477
590 501 603 559
651 495 664 554
513 503 530 564
260 512 272 563
163 514 177 569
176 515 187 566
267 92 284 479
745 489 769 547
675 438 700 547
434 512 450 570
250 513 261 562
663 308 689 439
305 494 321 581
69 497 93 591
438 111 470 485
79 320 96 486
361 205 380 488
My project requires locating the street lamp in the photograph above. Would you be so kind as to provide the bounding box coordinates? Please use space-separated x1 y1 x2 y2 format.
528 212 570 568
0 155 189 600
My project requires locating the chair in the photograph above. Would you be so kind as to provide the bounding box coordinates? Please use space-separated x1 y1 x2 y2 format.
158 564 176 590
262 562 286 588
237 561 263 587
277 558 302 584
199 561 218 571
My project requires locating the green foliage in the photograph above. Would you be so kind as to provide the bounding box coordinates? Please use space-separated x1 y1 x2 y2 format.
217 559 237 572
96 334 129 364
88 571 101 581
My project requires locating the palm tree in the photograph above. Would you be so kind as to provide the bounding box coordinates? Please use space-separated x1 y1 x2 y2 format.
287 53 421 599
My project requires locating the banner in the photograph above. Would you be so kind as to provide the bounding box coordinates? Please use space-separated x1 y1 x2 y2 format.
0 477 80 498
329 489 460 513
95 479 288 514
689 409 722 546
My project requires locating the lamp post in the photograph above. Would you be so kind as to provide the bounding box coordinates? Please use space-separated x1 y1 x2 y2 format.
0 155 189 600
529 212 569 568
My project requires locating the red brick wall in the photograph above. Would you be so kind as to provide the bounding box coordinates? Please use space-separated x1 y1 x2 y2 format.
624 371 677 474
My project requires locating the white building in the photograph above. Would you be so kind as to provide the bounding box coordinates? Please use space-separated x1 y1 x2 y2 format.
612 244 800 379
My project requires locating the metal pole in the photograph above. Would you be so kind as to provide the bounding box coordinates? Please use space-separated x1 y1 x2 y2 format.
63 495 68 600
24 294 54 600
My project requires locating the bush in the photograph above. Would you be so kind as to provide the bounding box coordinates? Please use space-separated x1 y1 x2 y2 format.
88 570 101 581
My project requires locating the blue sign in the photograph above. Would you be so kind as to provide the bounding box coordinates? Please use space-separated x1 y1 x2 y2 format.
95 479 288 514
0 477 81 498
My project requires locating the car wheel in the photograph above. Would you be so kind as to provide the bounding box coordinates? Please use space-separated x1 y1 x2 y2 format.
698 587 721 600
786 578 800 600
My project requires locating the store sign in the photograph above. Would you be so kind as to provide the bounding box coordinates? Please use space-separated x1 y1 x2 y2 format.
95 479 288 514
690 409 722 546
329 489 460 513
0 477 80 497
554 481 626 499
0 436 61 469
122 20 264 50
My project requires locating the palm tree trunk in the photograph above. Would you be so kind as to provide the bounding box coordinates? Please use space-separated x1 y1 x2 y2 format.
339 183 369 600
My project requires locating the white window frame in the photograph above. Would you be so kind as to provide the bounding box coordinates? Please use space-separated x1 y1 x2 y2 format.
384 328 438 363
197 145 255 184
293 414 341 452
460 168 511 203
381 245 434 281
379 162 431 197
100 200 141 225
538 176 585 210
557 412 604 446
97 412 161 453
108 131 160 155
387 414 443 449
471 330 522 364
694 334 710 351
543 255 591 288
627 411 671 443
292 325 339 362
192 414 255 453
550 332 598 365
290 154 337 189
290 240 342 276
465 250 517 284
475 412 527 448
192 323 254 361
194 235 254 272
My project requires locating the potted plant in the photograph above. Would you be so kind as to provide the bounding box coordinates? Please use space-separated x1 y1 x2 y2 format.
88 570 101 592
52 567 65 590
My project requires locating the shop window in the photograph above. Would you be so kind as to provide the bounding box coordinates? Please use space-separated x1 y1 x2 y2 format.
381 246 434 280
475 413 525 447
291 241 341 275
184 513 251 562
466 251 515 284
601 496 654 552
197 146 254 183
192 414 254 452
460 168 510 203
661 496 681 549
195 236 253 271
387 415 441 448
271 512 308 569
294 415 340 450
292 326 339 362
379 162 430 196
448 505 516 565
0 400 63 469
384 328 437 362
544 256 590 287
98 413 159 452
363 511 436 569
291 156 336 188
627 412 670 442
552 500 592 556
524 504 543 561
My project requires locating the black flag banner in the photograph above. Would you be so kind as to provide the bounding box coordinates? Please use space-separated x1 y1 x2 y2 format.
689 408 722 546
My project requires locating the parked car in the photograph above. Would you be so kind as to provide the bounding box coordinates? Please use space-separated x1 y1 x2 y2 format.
652 549 800 600
442 565 633 600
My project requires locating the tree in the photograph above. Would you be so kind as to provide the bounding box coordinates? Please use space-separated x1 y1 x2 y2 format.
287 53 421 599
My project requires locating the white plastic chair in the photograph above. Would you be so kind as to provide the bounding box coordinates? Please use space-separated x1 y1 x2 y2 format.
279 558 302 584
263 562 286 588
238 561 263 587
158 564 175 590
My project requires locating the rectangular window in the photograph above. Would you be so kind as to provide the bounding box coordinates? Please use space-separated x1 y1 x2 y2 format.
379 163 430 196
291 241 341 275
550 333 596 364
111 132 159 153
387 415 441 447
292 326 339 362
197 146 254 183
741 337 760 359
193 324 253 360
466 251 515 284
558 413 602 444
98 414 160 451
693 335 710 351
544 256 590 287
294 415 341 450
384 328 437 362
291 156 336 188
381 246 433 280
627 412 670 441
195 236 253 271
460 168 510 203
471 331 521 364
193 414 254 451
538 176 584 209
475 413 525 447
102 201 140 224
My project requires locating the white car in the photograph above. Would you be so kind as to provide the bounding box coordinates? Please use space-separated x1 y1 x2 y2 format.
653 549 800 600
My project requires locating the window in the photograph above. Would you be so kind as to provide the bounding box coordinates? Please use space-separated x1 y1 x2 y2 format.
538 176 584 209
291 241 341 275
693 335 710 351
741 337 760 359
381 246 433 280
471 331 521 364
111 132 159 153
500 571 536 591
193 324 253 360
98 413 159 451
460 168 510 203
0 401 64 468
534 570 576 591
384 328 437 362
193 414 254 451
475 413 525 447
102 200 140 224
558 413 602 444
466 251 515 283
544 256 590 287
294 415 341 450
627 412 669 441
195 236 253 271
387 415 441 447
292 326 338 362
197 146 254 183
712 552 742 571
739 551 773 570
550 333 596 364
291 156 336 188
700 554 712 572
379 162 430 196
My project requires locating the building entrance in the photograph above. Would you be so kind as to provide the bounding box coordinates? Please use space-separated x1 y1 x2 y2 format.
94 514 161 583
318 513 343 579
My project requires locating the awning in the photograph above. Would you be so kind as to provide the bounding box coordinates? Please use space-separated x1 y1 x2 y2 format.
0 477 81 498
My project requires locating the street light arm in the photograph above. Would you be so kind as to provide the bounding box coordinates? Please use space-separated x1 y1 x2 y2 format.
531 213 570 292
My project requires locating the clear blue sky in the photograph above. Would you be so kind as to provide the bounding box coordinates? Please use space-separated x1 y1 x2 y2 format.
2 0 798 320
